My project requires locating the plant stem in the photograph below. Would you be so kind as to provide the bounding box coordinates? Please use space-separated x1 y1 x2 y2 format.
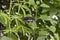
9 0 12 14
15 33 20 40
28 33 30 40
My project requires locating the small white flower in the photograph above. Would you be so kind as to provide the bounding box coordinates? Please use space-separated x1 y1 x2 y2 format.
26 33 28 37
15 25 16 26
50 35 54 40
39 22 41 24
43 20 45 23
7 12 10 14
15 12 18 14
2 5 6 9
32 7 34 11
31 37 33 40
52 15 58 20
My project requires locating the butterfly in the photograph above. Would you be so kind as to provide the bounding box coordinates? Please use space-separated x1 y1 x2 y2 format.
23 17 35 22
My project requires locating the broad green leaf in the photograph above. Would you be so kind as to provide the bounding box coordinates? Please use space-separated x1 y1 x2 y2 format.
50 35 55 40
36 1 40 5
37 36 47 40
28 22 38 30
28 0 37 9
54 33 59 40
49 8 57 16
3 29 10 34
57 13 60 17
29 0 36 5
0 0 60 40
42 8 49 13
0 36 12 40
40 4 50 8
0 16 6 25
49 26 56 33
0 11 10 27
38 30 48 36
40 15 51 20
7 33 18 40
50 19 57 25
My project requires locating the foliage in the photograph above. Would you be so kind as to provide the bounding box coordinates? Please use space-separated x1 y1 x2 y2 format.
0 0 60 40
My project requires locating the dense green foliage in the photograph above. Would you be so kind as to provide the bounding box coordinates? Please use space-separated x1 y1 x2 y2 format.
0 0 60 40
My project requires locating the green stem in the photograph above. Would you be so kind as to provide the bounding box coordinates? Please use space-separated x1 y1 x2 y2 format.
15 19 18 26
9 0 12 14
18 5 21 15
9 21 11 37
22 27 25 36
28 33 30 40
21 7 26 17
15 33 20 40
9 0 12 36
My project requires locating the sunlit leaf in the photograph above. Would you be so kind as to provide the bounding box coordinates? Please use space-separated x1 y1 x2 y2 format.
38 30 48 36
40 4 50 8
40 15 51 20
54 33 59 40
49 26 56 33
37 36 47 40
0 36 12 40
29 0 36 5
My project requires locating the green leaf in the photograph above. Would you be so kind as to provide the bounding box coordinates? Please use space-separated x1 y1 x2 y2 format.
54 33 59 40
0 11 10 27
36 1 40 5
50 19 57 25
23 26 32 34
0 16 6 24
42 8 49 13
38 30 48 36
7 33 18 40
40 4 50 8
29 0 36 5
40 15 51 20
22 5 32 14
0 36 12 40
21 7 26 17
37 36 47 40
49 8 57 16
57 13 60 17
49 26 56 33
50 35 55 40
28 22 38 30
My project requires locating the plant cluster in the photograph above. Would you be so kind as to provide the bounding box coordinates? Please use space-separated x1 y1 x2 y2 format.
0 0 60 40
